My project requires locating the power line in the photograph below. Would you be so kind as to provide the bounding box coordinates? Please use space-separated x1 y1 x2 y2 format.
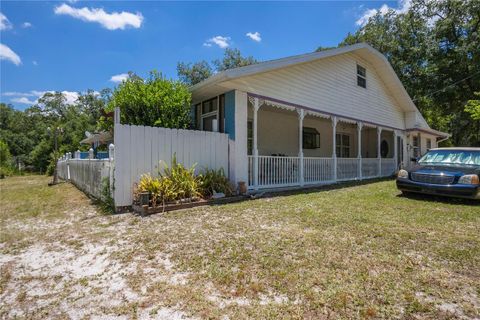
412 70 480 102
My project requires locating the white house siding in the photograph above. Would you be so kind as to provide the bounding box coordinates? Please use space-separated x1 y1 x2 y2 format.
226 52 406 130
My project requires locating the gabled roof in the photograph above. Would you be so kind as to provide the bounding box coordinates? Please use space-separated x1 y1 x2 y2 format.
191 43 448 136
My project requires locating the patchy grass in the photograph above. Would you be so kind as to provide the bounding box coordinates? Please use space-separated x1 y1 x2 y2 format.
0 175 479 319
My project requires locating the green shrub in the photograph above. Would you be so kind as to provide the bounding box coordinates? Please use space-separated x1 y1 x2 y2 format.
199 168 233 198
137 173 161 206
159 155 200 201
135 156 234 206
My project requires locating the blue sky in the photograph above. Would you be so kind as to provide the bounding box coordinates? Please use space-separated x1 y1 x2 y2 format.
1 1 404 110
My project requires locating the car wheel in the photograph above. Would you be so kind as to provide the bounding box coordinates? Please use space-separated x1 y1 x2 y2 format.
401 191 411 197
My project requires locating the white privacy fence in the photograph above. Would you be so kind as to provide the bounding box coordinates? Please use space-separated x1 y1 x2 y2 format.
114 124 230 207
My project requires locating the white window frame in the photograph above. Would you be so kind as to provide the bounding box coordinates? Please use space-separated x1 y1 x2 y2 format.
336 132 351 158
356 64 366 89
200 97 219 132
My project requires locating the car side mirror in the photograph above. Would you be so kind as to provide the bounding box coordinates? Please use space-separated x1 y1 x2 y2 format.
410 157 418 163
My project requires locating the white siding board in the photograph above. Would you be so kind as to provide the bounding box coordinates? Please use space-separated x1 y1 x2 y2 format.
228 53 405 129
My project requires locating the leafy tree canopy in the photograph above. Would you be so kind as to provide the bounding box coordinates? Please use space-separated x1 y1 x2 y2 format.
177 48 258 86
338 0 480 146
105 70 192 129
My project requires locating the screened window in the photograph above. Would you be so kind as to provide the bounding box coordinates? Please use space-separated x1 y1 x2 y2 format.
426 138 432 150
357 64 366 88
303 127 320 149
336 133 350 158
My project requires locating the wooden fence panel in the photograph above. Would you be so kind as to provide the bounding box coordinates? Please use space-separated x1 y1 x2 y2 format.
114 124 230 207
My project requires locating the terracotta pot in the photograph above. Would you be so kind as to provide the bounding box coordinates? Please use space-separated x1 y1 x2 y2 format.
237 181 247 195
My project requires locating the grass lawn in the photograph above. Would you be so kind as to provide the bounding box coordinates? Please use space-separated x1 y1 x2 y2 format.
0 175 479 319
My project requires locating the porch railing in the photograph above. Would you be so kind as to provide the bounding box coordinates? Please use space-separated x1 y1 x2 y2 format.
248 156 395 189
337 158 360 181
304 157 334 183
381 158 396 176
258 156 300 187
361 158 379 178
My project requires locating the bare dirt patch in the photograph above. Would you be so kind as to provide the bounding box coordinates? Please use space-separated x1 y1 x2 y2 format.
1 175 479 319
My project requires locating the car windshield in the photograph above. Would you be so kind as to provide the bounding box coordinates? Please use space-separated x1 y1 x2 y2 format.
419 150 480 166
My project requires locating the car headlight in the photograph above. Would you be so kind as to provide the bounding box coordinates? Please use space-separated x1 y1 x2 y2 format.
397 169 409 179
458 174 480 185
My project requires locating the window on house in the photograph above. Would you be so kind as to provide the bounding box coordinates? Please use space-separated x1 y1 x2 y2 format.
426 138 432 151
195 103 201 129
303 127 320 149
247 120 253 155
380 140 389 158
219 94 225 133
412 135 420 157
336 133 350 158
201 97 218 132
357 64 366 88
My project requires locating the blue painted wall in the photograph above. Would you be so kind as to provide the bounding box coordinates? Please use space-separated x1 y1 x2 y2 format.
224 90 235 140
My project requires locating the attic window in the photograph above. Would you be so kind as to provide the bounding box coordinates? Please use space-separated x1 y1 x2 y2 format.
357 64 366 88
303 127 320 149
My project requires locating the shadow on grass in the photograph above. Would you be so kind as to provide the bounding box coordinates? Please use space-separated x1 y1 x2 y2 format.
397 191 479 207
250 177 396 200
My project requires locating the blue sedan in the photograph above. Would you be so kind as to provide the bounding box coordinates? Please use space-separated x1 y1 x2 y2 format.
396 148 480 200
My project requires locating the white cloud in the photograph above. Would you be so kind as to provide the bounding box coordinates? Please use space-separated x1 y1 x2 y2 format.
61 91 80 104
203 36 231 49
5 90 80 106
22 22 33 28
32 60 38 66
356 0 411 26
246 32 261 42
2 91 36 97
11 97 36 105
0 43 22 66
0 12 12 31
110 73 129 83
54 3 144 30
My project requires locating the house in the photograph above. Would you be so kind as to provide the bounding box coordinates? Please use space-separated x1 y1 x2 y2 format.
190 43 449 190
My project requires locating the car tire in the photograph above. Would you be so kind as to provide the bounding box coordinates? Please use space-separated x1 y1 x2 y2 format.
401 191 411 197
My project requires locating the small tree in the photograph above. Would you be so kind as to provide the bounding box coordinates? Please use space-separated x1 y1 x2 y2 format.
107 71 192 128
464 92 480 146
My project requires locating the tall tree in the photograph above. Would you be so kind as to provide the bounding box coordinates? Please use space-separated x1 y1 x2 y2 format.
340 0 480 146
213 48 257 71
177 61 213 86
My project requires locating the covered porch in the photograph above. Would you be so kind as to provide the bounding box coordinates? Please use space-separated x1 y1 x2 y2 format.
247 95 401 189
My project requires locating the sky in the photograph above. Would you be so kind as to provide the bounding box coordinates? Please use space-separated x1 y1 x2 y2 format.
1 0 406 110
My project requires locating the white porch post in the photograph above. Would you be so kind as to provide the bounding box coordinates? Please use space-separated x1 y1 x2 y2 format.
297 109 305 186
377 127 382 176
253 97 260 190
393 130 398 171
357 122 363 180
332 116 338 182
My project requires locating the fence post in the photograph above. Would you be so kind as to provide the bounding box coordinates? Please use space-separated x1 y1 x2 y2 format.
109 143 115 198
67 152 71 180
88 148 94 159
